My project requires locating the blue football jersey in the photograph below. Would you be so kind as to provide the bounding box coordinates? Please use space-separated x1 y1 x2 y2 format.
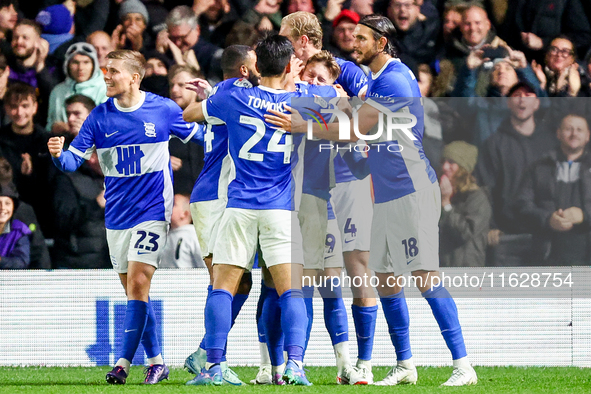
335 57 368 98
68 91 201 230
365 58 437 203
292 82 338 202
203 82 300 210
190 78 251 204
334 58 367 183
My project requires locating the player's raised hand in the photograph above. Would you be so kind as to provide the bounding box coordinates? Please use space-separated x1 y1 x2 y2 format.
48 136 65 158
185 78 212 100
290 55 305 80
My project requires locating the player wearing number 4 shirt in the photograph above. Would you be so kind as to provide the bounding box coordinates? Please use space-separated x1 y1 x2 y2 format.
279 13 377 385
48 50 203 386
182 34 343 386
275 15 478 387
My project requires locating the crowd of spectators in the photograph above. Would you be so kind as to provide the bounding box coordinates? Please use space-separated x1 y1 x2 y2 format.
0 0 591 268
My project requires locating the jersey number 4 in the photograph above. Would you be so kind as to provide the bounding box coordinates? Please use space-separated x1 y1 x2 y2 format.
238 115 292 164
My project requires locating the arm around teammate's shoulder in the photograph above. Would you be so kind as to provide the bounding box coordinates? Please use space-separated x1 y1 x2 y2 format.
183 101 205 123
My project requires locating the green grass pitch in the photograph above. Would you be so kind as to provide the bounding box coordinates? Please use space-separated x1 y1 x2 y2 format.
0 366 589 393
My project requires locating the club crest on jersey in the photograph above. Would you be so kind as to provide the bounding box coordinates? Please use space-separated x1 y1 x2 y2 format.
144 122 156 137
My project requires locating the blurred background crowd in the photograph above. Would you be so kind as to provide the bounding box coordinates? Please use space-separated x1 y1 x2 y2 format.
1 0 591 269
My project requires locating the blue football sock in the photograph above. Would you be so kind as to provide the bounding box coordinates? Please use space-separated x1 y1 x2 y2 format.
204 289 233 364
280 289 307 362
217 292 249 362
351 304 377 361
302 286 314 352
231 293 249 327
256 281 269 344
140 298 161 359
198 285 213 350
422 284 467 360
120 300 149 363
381 289 412 361
262 287 284 366
318 282 349 345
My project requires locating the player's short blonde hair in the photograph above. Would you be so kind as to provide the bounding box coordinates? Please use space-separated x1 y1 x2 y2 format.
281 11 323 50
306 50 341 83
106 50 147 81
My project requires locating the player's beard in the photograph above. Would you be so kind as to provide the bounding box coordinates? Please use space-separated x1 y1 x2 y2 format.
246 69 261 87
356 43 380 66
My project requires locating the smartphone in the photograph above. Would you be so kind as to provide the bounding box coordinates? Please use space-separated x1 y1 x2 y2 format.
481 47 508 60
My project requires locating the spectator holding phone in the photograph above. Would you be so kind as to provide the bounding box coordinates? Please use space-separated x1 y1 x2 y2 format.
444 5 511 97
453 47 546 146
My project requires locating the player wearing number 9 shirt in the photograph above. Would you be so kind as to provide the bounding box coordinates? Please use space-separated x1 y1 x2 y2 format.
292 15 478 387
48 50 203 385
181 34 343 386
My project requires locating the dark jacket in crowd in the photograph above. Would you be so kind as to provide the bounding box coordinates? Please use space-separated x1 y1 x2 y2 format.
475 116 557 233
396 16 440 72
0 124 59 238
440 187 492 267
514 149 591 265
51 162 110 269
169 138 204 195
501 0 591 63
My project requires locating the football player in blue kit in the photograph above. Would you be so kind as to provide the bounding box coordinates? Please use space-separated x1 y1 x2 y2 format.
280 11 378 385
47 50 203 385
183 45 261 386
269 15 478 387
181 34 341 386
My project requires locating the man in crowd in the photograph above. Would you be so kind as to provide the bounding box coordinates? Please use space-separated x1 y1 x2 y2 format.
0 83 56 239
155 5 223 84
475 82 556 265
7 19 57 124
515 113 591 265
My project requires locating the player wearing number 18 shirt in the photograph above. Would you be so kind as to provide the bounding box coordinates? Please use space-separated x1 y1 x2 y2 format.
48 50 202 385
295 16 477 387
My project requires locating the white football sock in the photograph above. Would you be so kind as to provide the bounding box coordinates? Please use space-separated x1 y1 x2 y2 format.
115 358 131 374
334 341 352 374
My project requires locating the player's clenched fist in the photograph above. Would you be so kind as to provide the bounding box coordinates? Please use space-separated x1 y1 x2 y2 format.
48 136 65 158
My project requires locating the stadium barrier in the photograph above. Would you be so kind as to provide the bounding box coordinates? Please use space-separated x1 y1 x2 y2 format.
0 269 589 367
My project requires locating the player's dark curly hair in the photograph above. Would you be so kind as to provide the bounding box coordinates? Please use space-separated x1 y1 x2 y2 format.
255 34 294 77
358 15 398 58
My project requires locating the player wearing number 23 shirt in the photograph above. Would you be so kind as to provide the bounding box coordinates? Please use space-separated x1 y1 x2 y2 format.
52 91 202 230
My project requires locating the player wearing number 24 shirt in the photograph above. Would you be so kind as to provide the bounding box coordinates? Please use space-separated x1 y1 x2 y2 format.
48 50 202 386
